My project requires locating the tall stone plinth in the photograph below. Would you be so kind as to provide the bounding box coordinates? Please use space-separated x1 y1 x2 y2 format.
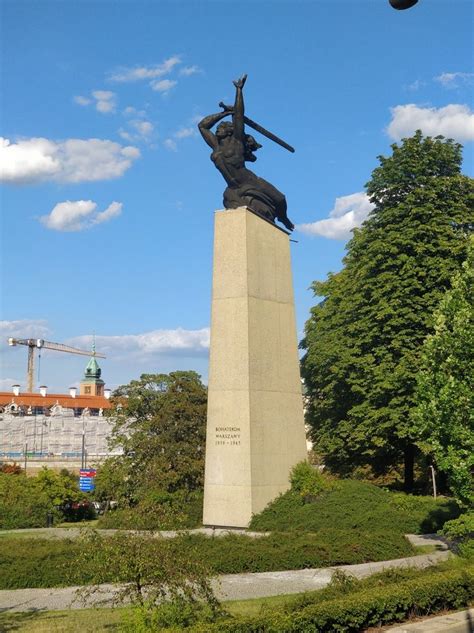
203 207 307 528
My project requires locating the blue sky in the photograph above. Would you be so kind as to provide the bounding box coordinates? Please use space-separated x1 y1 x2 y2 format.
1 0 473 392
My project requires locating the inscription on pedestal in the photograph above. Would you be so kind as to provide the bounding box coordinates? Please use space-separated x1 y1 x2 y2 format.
215 426 241 446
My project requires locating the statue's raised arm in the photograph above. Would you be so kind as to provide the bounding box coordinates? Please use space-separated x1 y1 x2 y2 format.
198 75 295 232
198 109 231 150
231 74 247 143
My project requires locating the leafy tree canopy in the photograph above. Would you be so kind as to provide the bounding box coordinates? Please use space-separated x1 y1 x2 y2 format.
413 237 474 506
0 467 82 528
96 371 207 516
301 132 473 488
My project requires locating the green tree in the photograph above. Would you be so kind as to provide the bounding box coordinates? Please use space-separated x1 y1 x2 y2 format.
413 237 473 506
97 371 207 525
0 472 55 528
74 530 220 629
301 132 474 489
36 467 81 506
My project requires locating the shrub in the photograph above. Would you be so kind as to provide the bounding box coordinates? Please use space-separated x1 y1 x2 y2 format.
121 599 221 632
0 468 88 529
0 539 82 589
441 512 474 541
189 567 474 632
97 491 203 530
0 529 414 590
441 512 474 558
250 478 460 534
182 530 413 575
0 472 58 529
0 462 23 474
73 531 220 626
290 461 333 502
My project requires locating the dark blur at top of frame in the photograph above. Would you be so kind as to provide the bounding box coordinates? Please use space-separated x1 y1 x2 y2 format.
389 0 419 10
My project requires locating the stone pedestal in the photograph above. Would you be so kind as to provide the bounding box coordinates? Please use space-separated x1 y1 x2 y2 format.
203 207 307 528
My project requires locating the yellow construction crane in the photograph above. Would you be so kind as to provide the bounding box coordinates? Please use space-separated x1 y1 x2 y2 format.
7 338 106 393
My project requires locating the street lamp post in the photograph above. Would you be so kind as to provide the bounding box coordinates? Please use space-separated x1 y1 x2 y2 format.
81 431 86 470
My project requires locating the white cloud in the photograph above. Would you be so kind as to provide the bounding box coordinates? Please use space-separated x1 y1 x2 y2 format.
134 120 153 136
92 90 116 113
163 124 197 151
39 200 122 232
119 119 154 143
74 95 92 106
0 137 140 184
405 79 424 92
150 79 177 93
387 104 474 142
118 130 134 142
174 127 196 139
0 319 51 339
93 90 114 101
297 192 375 240
69 327 210 358
110 56 181 82
92 201 122 225
75 91 117 113
435 72 474 88
0 378 22 391
179 65 201 76
164 138 177 152
123 106 147 117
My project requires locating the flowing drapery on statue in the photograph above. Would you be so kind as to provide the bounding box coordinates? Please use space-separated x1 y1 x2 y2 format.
198 75 296 232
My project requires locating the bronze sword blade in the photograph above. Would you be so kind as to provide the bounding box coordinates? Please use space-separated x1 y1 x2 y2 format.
243 115 295 153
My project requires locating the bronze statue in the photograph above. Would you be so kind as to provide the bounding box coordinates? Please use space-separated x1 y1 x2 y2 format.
198 75 295 231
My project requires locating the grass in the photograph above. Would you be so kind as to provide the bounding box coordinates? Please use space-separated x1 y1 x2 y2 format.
56 520 99 528
0 608 124 632
0 530 42 540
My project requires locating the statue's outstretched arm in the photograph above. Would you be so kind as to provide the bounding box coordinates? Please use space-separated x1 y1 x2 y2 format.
198 111 230 149
232 74 247 143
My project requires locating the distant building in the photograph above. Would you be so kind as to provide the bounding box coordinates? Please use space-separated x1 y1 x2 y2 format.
0 355 122 471
80 355 105 396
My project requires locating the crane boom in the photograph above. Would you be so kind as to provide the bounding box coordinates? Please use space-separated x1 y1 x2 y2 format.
8 337 106 393
39 339 106 357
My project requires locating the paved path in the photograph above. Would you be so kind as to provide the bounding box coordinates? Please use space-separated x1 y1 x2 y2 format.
0 526 268 540
385 608 474 633
0 535 450 611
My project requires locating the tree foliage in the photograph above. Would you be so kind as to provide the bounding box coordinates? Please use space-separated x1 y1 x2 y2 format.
36 467 80 506
0 467 81 528
74 530 220 629
96 371 207 526
413 238 474 506
301 132 474 487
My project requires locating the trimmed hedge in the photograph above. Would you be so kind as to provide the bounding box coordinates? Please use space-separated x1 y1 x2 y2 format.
189 567 474 632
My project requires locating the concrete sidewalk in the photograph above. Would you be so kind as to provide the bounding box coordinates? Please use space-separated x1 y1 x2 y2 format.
0 526 269 540
385 609 474 633
0 535 451 611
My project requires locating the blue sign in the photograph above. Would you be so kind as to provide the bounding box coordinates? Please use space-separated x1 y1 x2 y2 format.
79 469 96 492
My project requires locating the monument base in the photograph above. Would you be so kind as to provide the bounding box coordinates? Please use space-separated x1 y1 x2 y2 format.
203 208 307 528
